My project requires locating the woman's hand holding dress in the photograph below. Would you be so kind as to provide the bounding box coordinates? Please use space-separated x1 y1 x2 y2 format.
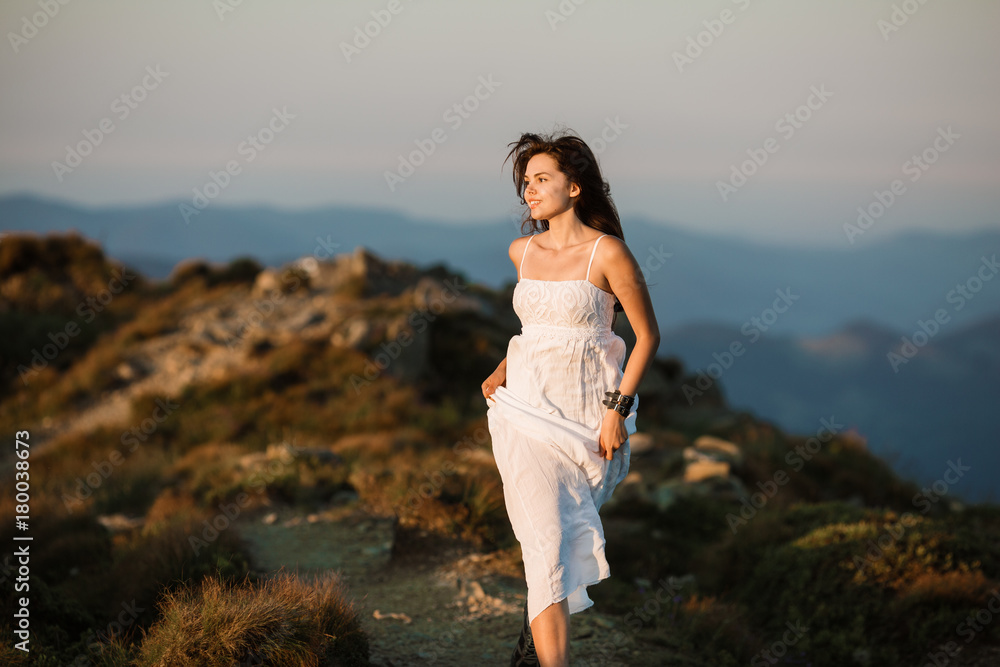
482 359 507 401
598 409 627 461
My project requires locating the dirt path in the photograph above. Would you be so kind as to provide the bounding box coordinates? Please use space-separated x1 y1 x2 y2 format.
233 503 687 666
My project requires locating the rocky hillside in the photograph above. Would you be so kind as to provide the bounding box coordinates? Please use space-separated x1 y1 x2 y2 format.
1 231 998 666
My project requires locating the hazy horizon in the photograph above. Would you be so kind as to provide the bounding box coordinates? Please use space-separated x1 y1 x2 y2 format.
2 1 999 248
4 189 1000 255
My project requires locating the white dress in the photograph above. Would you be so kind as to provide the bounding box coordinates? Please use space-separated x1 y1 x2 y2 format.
485 232 637 626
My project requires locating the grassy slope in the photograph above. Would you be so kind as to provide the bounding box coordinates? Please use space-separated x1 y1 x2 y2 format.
1 233 998 666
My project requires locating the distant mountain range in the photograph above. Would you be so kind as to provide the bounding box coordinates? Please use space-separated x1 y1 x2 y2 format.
2 193 998 502
2 193 999 337
664 315 1000 504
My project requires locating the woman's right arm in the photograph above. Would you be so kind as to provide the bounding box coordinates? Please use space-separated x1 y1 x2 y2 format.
483 356 507 399
485 239 520 399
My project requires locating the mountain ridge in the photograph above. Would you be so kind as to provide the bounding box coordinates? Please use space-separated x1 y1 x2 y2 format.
4 192 1000 339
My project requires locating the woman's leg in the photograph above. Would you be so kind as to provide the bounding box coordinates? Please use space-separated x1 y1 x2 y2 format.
530 598 569 667
510 601 538 666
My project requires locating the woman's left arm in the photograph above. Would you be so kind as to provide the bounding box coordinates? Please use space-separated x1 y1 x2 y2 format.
597 237 661 460
605 238 660 397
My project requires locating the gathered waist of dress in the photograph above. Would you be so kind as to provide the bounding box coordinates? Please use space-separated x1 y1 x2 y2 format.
519 323 615 341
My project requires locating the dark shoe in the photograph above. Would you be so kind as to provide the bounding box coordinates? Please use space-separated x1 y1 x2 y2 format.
510 601 539 666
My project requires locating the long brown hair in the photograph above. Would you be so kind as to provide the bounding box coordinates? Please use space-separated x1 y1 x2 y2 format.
504 127 652 315
503 127 624 241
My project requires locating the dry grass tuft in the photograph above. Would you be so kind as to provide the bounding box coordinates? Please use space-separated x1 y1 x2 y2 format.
137 569 368 666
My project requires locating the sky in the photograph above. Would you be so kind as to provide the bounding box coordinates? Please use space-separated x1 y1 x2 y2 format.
1 0 998 247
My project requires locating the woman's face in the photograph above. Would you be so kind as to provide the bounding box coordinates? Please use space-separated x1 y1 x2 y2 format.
523 152 579 220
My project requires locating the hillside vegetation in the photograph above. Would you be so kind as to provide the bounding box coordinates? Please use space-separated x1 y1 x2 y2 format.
0 232 998 666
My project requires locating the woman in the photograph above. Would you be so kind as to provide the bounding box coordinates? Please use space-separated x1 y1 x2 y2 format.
482 128 660 666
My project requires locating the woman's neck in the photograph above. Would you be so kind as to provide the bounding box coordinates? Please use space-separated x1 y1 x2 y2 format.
543 211 592 249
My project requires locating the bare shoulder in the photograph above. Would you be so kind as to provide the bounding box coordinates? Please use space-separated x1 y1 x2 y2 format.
508 236 525 265
508 233 539 265
596 234 633 263
592 234 640 289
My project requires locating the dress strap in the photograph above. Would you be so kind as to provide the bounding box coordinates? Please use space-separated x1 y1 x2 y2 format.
586 234 608 282
519 234 536 280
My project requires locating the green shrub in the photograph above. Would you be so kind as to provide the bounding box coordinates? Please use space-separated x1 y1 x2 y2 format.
722 502 1000 665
